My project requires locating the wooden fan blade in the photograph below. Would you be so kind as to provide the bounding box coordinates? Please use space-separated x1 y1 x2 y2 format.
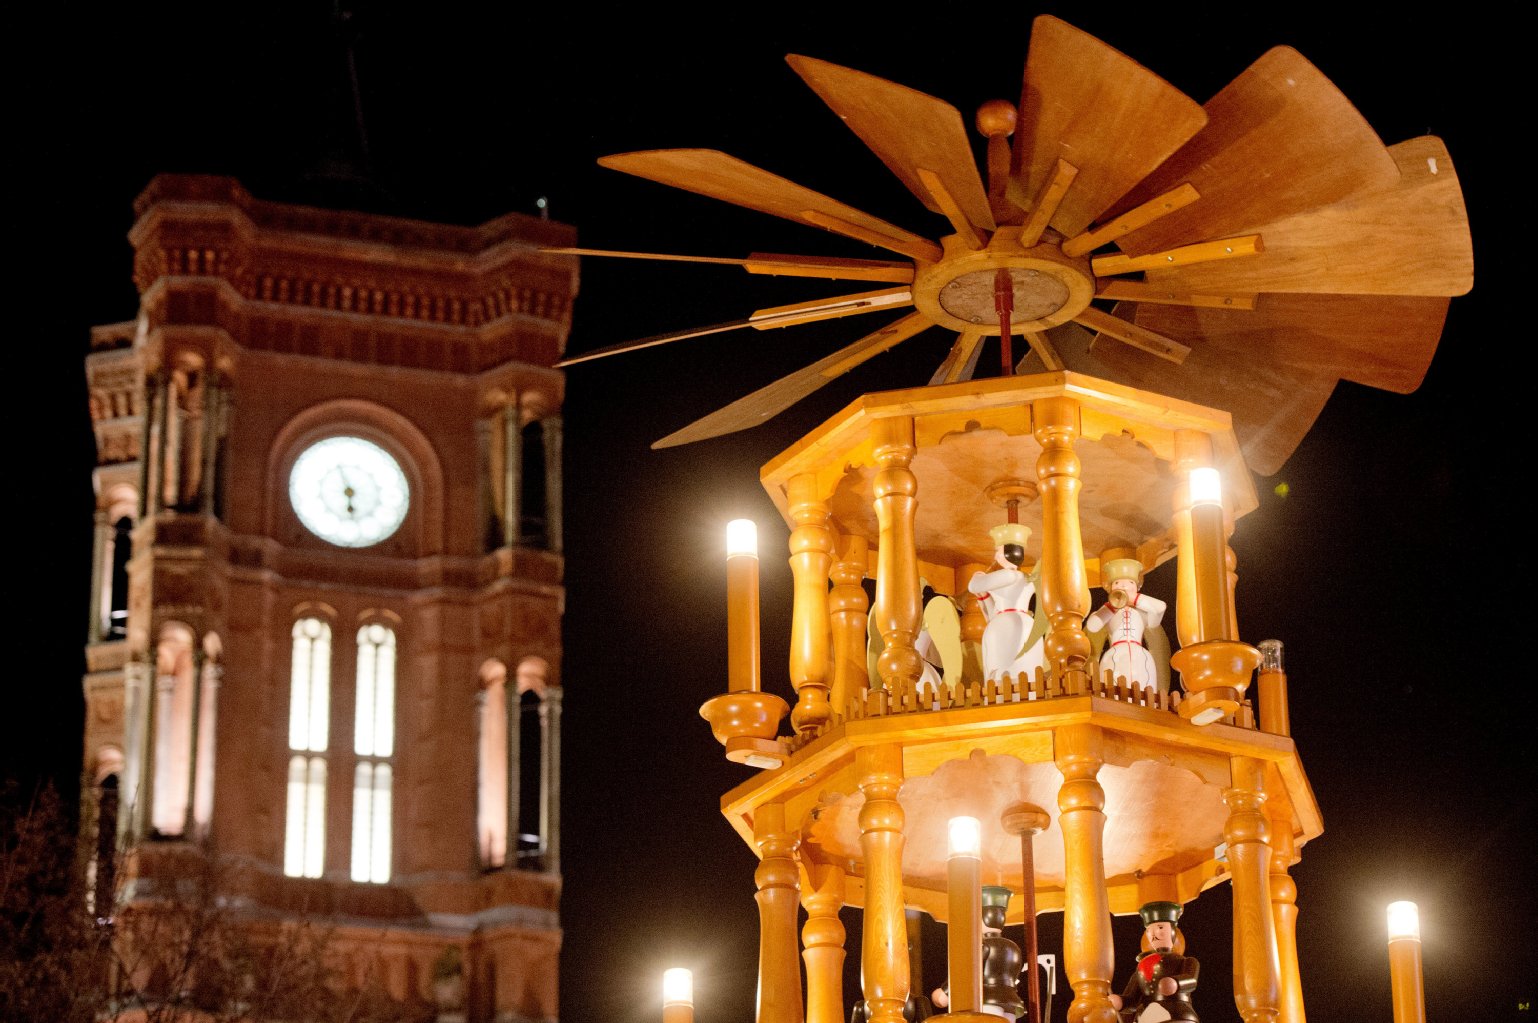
653 313 932 448
1135 293 1451 395
744 253 914 283
599 149 941 262
749 287 913 329
1144 137 1473 297
556 317 752 367
788 54 996 234
1107 47 1400 256
931 331 985 384
1083 303 1336 475
543 247 913 282
1009 15 1207 237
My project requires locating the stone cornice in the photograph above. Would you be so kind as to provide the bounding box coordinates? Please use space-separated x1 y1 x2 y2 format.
128 174 578 366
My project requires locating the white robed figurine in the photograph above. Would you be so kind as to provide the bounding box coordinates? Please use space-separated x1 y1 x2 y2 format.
967 523 1045 684
1085 557 1170 691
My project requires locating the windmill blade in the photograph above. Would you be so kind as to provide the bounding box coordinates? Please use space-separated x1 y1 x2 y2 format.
557 317 756 367
1077 304 1335 475
653 313 932 448
1107 47 1400 256
559 288 912 368
542 247 914 283
1009 15 1207 237
1135 294 1451 395
787 54 995 234
599 149 941 262
930 331 986 384
1144 136 1472 297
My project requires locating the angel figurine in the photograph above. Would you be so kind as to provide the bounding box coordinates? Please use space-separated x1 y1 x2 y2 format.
967 523 1046 684
1085 557 1169 692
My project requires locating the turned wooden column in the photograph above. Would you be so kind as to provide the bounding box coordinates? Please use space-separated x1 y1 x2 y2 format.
801 862 846 1023
1054 725 1116 1023
829 534 870 716
857 745 909 1023
871 418 923 690
958 560 989 684
1032 398 1091 687
755 802 804 1023
1225 758 1281 1023
1268 802 1306 1023
1004 803 1051 1023
788 474 835 734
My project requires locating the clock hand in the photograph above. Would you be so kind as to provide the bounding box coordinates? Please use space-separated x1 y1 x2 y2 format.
339 469 357 516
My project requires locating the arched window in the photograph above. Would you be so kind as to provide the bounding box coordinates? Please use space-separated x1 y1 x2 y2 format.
288 619 331 753
519 421 547 548
151 623 196 836
285 756 327 878
107 516 132 639
351 623 395 882
477 655 560 873
477 660 509 868
284 618 331 878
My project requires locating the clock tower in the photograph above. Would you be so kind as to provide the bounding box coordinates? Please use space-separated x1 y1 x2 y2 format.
82 175 577 1021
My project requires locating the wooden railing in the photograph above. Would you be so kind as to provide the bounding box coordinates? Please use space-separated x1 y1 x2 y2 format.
782 666 1256 754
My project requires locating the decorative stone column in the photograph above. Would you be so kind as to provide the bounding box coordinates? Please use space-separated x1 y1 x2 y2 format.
88 510 110 643
505 683 521 869
121 658 150 837
501 397 521 548
191 656 220 836
787 474 834 734
198 372 223 515
857 745 908 1023
754 802 804 1023
539 687 562 873
871 417 922 690
1054 725 1115 1023
801 862 846 1023
1032 398 1091 688
1224 757 1281 1022
542 414 563 553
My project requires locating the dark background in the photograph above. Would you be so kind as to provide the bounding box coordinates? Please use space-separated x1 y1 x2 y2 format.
14 4 1529 1021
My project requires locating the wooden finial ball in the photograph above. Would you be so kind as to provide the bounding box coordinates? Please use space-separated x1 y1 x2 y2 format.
1002 802 1050 835
976 100 1018 139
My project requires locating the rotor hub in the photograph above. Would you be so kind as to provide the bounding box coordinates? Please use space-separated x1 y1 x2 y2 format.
939 268 1069 325
912 228 1095 335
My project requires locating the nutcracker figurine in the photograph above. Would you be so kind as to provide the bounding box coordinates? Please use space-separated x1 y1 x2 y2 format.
1109 901 1199 1022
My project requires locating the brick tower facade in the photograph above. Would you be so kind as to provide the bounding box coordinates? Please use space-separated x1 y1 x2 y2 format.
82 174 577 1022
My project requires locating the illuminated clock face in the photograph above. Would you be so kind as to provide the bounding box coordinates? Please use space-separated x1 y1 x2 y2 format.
288 436 410 548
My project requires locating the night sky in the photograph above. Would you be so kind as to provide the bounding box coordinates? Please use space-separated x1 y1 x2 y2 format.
17 5 1530 1021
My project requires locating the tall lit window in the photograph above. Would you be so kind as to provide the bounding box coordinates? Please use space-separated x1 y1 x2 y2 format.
351 623 395 882
284 618 331 878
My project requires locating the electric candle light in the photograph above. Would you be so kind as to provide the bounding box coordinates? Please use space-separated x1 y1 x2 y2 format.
1188 466 1222 506
946 816 983 1013
662 967 694 1023
726 518 758 559
1385 901 1425 1023
725 520 761 694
